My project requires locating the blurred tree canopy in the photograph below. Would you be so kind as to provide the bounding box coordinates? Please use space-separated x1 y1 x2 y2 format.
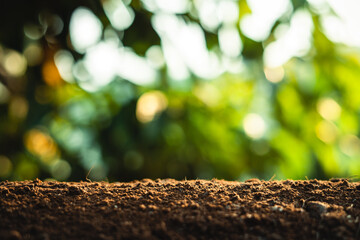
0 0 360 181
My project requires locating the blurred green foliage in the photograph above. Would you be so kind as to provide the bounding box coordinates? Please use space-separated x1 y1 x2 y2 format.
0 0 360 181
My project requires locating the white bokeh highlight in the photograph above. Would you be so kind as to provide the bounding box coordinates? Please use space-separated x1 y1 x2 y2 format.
240 0 292 42
263 9 313 68
69 8 103 53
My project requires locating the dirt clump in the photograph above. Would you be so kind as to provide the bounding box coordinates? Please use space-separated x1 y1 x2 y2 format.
0 178 359 240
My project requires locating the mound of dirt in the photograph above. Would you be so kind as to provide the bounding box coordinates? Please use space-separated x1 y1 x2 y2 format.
0 179 359 240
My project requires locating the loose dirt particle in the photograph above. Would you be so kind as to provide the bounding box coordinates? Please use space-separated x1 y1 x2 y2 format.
0 179 359 239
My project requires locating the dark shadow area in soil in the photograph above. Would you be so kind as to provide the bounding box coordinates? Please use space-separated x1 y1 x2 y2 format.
0 179 359 240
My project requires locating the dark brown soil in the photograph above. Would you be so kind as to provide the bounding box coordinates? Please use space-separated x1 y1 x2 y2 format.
0 179 359 240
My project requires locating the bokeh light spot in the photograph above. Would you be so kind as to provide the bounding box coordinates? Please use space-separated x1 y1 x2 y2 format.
42 14 64 36
307 0 330 14
3 51 27 77
263 9 313 67
321 0 360 48
317 98 341 121
69 7 103 53
156 0 190 13
196 0 220 31
51 159 72 180
23 43 44 66
243 113 267 139
24 24 44 40
217 1 239 24
136 91 168 123
264 66 284 83
73 60 91 83
103 0 135 31
339 134 360 157
152 13 222 79
146 45 165 69
218 26 242 58
83 42 119 88
116 48 158 86
194 83 221 107
240 0 292 42
54 50 75 83
315 120 338 143
24 129 58 163
104 27 122 45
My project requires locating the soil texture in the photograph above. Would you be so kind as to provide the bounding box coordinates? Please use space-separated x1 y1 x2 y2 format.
0 178 360 240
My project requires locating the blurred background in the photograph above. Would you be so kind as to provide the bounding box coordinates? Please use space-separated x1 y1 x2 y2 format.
0 0 359 181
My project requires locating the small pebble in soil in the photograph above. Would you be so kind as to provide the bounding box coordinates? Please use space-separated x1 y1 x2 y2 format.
305 201 328 215
271 206 283 212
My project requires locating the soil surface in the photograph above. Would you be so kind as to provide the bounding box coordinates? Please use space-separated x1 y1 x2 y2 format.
0 179 359 240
